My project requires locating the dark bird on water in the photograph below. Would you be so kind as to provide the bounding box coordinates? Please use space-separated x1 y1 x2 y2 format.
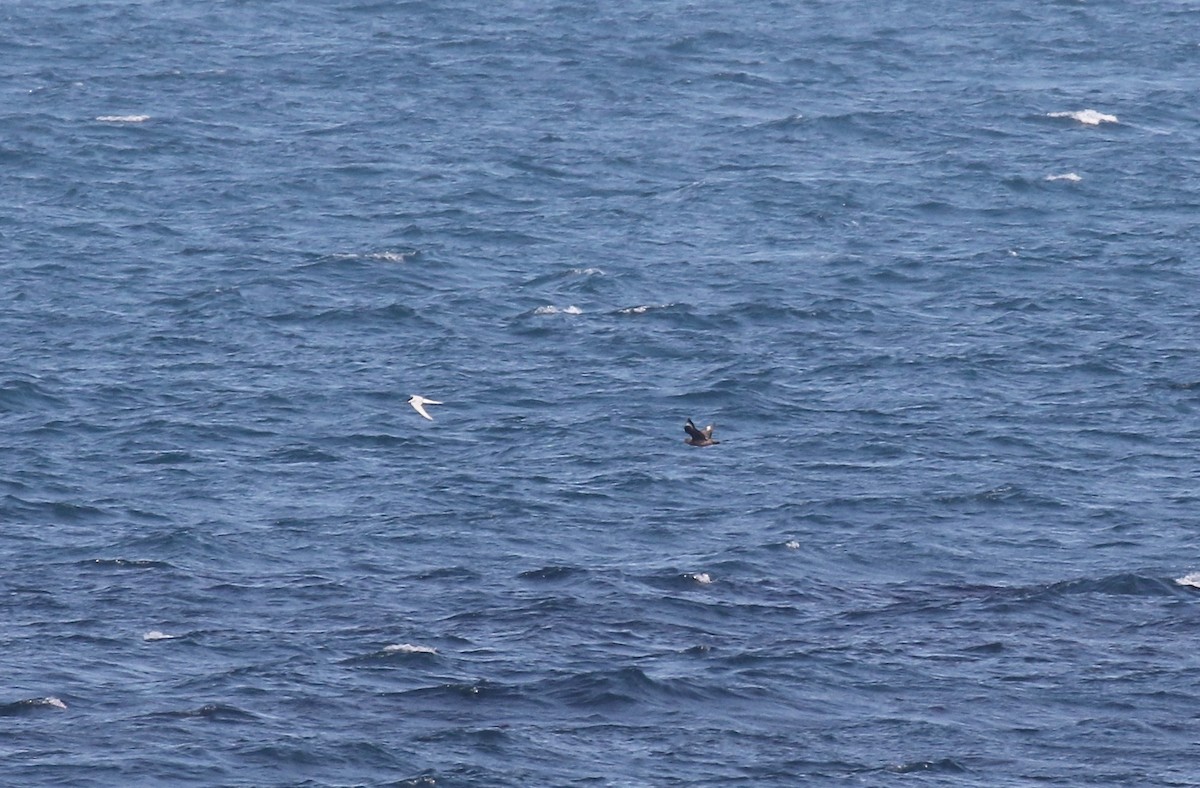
684 419 719 447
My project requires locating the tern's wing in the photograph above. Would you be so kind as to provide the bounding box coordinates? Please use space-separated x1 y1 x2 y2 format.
411 400 433 420
684 420 705 441
422 399 443 405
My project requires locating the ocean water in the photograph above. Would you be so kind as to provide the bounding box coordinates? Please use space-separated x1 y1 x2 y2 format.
4 0 1200 785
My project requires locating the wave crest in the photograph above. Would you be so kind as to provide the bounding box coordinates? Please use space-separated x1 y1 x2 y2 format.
96 114 151 123
532 305 582 316
383 643 438 655
1047 109 1118 125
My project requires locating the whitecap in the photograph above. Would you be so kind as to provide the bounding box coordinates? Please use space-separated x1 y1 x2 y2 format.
367 250 416 263
689 572 713 585
96 114 151 123
1047 109 1118 126
784 540 801 550
618 303 672 315
383 643 437 655
34 697 67 710
570 267 604 276
1045 172 1082 182
143 630 177 641
533 305 582 316
330 250 416 263
1174 573 1200 589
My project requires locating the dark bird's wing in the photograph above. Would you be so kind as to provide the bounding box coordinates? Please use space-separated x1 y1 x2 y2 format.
684 419 706 441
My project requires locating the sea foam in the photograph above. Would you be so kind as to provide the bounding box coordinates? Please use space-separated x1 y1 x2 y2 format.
96 115 151 123
143 630 178 641
19 697 68 710
384 643 438 655
618 303 673 315
1047 109 1118 126
367 251 417 263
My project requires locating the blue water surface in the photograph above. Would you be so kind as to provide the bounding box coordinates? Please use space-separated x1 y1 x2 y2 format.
4 1 1200 785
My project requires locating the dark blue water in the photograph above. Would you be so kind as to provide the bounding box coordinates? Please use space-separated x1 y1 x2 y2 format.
5 1 1200 785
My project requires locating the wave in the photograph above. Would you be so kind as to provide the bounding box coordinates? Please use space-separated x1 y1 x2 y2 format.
934 483 1067 509
1174 573 1200 589
1045 172 1082 182
409 565 482 582
0 377 65 412
978 573 1189 606
382 680 520 706
144 703 258 722
844 572 1194 625
266 444 342 464
610 302 723 329
341 642 440 664
384 643 438 655
329 249 419 263
95 114 150 123
529 305 582 316
518 565 588 583
522 267 605 287
82 558 174 570
3 496 110 524
639 570 719 592
753 113 806 131
265 302 421 326
1040 574 1181 598
134 450 205 465
1047 109 1118 126
616 303 676 315
0 696 67 716
143 631 178 641
885 758 968 775
538 665 739 711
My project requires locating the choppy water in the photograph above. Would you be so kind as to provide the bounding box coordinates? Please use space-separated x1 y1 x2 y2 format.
5 1 1200 785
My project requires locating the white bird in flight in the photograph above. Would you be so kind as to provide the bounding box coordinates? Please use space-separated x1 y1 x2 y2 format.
408 395 443 420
